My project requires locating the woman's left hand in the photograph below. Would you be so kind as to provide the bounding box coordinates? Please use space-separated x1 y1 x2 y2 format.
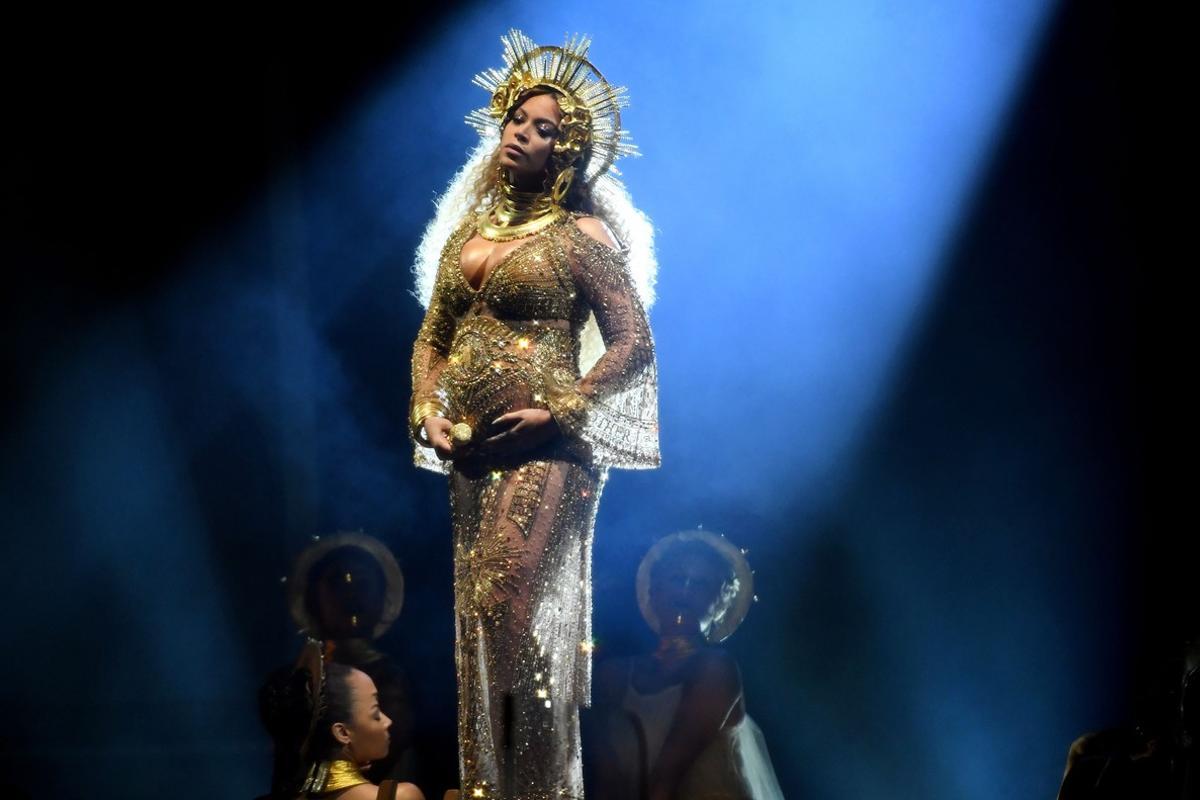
483 408 560 455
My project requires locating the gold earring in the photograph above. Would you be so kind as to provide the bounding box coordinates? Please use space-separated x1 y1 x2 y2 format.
550 167 575 204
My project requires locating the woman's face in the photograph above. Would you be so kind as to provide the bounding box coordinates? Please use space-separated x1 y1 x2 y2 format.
650 552 728 637
310 552 384 640
336 668 392 764
499 92 563 181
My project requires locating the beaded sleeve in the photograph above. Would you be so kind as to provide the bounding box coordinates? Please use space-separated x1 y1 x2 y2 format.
552 222 660 468
409 243 459 474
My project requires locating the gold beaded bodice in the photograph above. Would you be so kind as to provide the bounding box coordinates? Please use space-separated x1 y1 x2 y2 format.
411 214 659 471
439 218 588 322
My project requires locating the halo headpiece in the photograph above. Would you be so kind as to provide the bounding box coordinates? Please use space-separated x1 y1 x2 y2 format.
467 29 638 184
287 531 406 640
637 530 756 643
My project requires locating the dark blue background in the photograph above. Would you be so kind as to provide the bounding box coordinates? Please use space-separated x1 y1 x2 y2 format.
1 3 1168 799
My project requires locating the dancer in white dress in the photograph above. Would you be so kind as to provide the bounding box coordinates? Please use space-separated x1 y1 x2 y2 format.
589 531 785 800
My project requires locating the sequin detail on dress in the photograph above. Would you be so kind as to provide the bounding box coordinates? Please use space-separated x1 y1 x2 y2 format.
411 217 659 473
411 216 658 798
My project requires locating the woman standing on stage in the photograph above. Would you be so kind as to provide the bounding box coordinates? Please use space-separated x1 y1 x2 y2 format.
408 30 660 799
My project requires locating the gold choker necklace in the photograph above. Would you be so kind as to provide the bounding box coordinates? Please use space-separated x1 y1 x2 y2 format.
477 180 564 242
303 758 369 794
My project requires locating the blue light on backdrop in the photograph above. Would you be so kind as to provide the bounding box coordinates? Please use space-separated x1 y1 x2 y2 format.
334 0 1057 515
305 6 1069 792
290 2 1068 797
0 2 1096 798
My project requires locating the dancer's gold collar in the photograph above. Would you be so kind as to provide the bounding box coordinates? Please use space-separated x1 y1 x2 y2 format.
476 178 565 242
306 758 370 794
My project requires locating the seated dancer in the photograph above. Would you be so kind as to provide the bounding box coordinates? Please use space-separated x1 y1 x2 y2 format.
288 532 418 785
259 639 425 800
588 530 784 800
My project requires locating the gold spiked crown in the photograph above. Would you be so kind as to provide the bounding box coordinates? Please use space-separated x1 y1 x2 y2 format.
467 29 638 183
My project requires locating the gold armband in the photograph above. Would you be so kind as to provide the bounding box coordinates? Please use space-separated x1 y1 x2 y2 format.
410 399 450 444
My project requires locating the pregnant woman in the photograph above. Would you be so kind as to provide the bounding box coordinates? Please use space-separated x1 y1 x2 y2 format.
408 30 660 799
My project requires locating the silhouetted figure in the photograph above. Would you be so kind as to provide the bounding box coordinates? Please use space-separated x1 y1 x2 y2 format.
589 530 784 800
286 532 418 786
1182 639 1200 797
1058 637 1200 799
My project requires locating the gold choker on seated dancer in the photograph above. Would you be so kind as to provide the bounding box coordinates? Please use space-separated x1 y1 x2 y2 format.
476 177 565 242
304 758 369 794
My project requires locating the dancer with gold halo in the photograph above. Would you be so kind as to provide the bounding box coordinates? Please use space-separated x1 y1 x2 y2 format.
286 532 418 786
409 30 660 799
589 531 784 800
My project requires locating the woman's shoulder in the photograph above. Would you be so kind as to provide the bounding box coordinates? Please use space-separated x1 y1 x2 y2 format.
440 215 480 252
568 214 619 251
686 648 741 692
333 782 425 800
335 784 379 800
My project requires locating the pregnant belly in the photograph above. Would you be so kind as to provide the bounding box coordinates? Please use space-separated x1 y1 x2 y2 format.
443 316 576 440
450 363 538 440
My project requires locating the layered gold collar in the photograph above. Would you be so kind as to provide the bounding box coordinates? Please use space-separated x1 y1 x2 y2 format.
304 758 369 795
477 179 565 242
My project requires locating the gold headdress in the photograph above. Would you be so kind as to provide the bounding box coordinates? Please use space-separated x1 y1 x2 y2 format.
287 531 406 640
467 29 638 186
636 530 756 643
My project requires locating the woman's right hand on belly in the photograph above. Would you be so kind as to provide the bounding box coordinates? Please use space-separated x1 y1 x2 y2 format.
424 416 456 460
482 408 560 455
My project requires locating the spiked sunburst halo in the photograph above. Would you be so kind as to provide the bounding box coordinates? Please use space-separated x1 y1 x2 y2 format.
466 29 639 185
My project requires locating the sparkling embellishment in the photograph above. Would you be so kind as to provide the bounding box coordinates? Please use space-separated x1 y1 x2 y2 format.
411 219 660 473
410 216 659 795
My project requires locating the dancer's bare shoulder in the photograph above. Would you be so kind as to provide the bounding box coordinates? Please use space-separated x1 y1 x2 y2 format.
339 782 426 800
686 648 741 694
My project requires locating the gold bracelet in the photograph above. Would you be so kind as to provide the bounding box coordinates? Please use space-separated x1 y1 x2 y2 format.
411 400 450 444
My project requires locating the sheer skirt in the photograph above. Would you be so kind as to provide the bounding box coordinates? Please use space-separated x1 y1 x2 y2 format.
450 452 607 800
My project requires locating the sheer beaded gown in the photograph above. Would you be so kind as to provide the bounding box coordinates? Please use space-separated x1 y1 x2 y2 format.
410 214 659 798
